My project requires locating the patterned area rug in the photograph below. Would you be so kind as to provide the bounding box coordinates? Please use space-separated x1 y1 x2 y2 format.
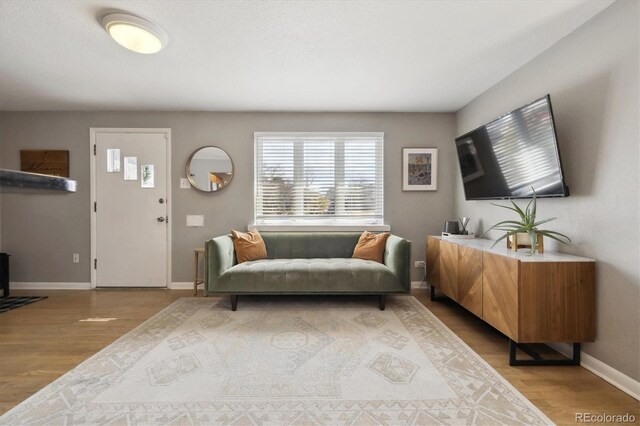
0 296 551 425
0 296 47 313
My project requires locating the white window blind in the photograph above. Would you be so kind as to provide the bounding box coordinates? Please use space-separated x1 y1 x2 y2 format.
254 132 384 226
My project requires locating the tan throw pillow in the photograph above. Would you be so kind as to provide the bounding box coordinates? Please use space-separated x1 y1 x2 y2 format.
352 231 390 263
230 229 268 263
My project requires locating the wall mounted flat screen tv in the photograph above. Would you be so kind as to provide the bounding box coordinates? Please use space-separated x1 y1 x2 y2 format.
455 95 569 200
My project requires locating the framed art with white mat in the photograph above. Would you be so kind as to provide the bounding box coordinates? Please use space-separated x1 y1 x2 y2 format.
403 147 438 191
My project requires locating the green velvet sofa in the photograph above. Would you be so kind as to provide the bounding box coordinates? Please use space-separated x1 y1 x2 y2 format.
205 232 411 311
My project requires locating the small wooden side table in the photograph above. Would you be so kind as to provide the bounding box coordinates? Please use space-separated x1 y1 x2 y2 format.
194 248 205 296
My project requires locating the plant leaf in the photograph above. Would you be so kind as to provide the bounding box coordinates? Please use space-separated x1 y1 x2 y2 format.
490 229 522 248
480 220 522 237
510 200 526 220
491 220 526 227
493 224 526 230
525 196 533 220
493 226 525 231
486 187 570 251
537 230 571 244
527 230 537 256
530 187 537 223
537 229 571 239
490 202 525 219
533 217 557 227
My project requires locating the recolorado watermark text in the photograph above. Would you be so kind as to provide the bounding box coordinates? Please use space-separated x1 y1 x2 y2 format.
575 413 636 423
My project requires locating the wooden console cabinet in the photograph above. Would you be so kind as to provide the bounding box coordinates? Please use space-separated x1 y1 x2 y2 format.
426 236 595 365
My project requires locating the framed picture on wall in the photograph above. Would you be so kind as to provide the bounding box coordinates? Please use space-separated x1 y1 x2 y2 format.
402 148 438 191
20 150 70 177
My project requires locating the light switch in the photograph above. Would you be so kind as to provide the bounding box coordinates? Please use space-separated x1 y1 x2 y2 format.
180 178 190 189
186 215 205 227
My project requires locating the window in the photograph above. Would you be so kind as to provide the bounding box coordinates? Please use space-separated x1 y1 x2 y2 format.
254 132 384 227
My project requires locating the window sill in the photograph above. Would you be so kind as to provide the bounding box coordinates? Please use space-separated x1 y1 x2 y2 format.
249 224 391 232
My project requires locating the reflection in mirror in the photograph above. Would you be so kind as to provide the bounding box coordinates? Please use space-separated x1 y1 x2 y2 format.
187 146 233 192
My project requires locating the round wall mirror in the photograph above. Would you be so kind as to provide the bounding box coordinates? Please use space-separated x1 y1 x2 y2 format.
186 146 233 192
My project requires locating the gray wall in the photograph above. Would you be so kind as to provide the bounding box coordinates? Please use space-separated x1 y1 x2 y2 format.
0 112 455 283
455 0 639 380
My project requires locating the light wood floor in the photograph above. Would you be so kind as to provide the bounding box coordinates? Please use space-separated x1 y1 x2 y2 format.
0 288 637 424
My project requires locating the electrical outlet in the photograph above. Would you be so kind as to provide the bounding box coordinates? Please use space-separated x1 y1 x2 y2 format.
73 253 80 264
414 260 426 268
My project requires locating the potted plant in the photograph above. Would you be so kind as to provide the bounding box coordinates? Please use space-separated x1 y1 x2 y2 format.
481 188 571 255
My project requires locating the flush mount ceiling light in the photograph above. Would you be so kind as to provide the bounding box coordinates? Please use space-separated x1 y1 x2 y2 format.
102 13 168 54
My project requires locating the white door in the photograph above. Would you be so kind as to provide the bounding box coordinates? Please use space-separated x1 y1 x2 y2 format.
92 130 170 287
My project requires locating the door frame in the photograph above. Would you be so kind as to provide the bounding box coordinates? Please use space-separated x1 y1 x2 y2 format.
89 128 172 289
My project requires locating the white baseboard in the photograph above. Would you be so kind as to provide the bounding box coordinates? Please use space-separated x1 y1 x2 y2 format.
11 282 200 291
169 282 197 290
10 282 91 290
12 281 424 291
411 281 427 289
251 224 391 232
549 343 640 400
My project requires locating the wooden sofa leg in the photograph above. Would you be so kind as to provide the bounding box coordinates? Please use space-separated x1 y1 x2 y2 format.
230 295 238 311
379 295 386 311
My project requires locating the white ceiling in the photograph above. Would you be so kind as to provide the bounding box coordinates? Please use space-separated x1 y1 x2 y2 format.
0 0 614 112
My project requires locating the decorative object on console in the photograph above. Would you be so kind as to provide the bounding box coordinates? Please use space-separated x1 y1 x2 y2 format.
402 148 438 191
443 220 459 234
459 216 471 234
508 232 544 253
442 219 476 238
442 232 475 239
230 229 268 263
482 187 570 255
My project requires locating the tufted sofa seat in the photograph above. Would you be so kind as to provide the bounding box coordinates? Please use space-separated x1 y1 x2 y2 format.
205 232 411 310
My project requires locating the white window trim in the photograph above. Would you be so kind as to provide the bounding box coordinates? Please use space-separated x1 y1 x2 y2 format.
253 132 386 231
250 224 391 232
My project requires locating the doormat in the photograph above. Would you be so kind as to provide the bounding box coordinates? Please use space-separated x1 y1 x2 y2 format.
0 296 47 313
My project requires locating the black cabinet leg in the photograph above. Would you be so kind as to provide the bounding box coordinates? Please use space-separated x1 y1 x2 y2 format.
230 295 238 311
430 284 447 301
509 339 581 366
379 295 386 311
